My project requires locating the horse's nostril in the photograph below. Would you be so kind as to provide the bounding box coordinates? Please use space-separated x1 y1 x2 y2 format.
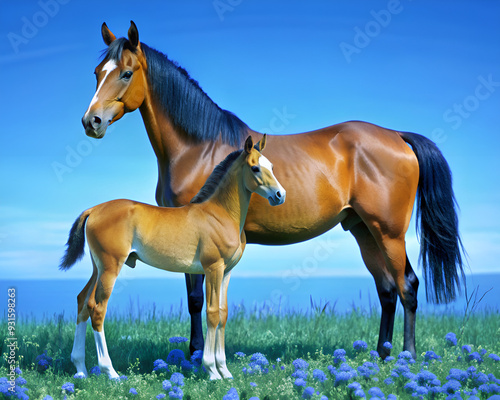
93 116 102 125
276 191 281 198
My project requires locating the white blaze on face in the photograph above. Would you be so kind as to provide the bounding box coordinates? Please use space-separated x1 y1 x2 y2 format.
258 154 286 203
83 60 118 119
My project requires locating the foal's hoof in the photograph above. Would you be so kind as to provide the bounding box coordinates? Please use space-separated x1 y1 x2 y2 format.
73 372 87 379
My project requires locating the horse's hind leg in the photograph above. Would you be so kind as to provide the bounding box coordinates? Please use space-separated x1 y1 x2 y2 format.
185 273 205 355
88 253 123 379
71 264 98 378
350 222 397 358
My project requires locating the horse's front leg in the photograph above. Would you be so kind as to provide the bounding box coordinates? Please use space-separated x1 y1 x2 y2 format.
185 273 205 354
202 264 224 380
215 270 232 378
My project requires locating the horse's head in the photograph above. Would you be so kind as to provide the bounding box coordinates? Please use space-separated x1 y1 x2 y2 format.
243 135 286 206
82 21 147 138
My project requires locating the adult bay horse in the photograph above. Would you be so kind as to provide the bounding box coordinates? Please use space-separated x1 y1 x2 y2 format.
81 21 464 359
60 135 285 380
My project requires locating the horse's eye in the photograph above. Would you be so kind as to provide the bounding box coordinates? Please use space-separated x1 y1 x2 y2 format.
122 71 133 80
251 166 260 173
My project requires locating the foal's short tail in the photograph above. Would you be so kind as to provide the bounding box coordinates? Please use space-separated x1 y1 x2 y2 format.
399 131 466 304
59 208 93 271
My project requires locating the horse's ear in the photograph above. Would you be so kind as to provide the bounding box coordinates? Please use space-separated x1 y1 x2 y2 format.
244 136 254 154
128 20 139 48
257 134 267 152
101 22 116 46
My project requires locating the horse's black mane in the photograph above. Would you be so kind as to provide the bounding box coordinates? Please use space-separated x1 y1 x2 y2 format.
103 38 248 146
190 150 243 204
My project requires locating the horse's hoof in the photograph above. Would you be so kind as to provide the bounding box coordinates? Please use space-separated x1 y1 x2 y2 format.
73 372 87 379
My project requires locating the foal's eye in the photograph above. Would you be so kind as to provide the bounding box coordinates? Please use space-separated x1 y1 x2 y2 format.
251 166 260 173
122 71 133 80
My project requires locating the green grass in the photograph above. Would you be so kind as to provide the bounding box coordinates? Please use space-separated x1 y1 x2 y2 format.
1 304 499 399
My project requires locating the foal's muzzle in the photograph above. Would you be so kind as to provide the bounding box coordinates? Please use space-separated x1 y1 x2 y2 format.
268 189 286 206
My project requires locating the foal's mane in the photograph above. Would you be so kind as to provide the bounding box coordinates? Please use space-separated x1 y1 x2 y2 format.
190 150 243 204
103 38 248 147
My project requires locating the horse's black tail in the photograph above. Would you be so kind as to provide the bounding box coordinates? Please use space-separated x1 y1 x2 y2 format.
60 208 92 271
399 131 466 304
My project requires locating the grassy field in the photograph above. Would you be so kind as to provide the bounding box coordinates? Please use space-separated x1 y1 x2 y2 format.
1 303 499 399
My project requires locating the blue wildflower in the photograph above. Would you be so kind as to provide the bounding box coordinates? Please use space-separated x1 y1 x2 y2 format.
468 352 483 363
168 336 188 344
36 351 53 372
163 380 172 391
489 354 500 362
384 377 394 385
129 388 138 395
370 350 380 360
302 387 315 399
235 352 246 358
167 349 185 366
398 351 413 361
249 398 260 400
180 360 193 372
462 345 472 354
385 356 395 363
368 387 385 398
417 370 437 385
335 371 352 385
354 389 366 398
353 340 368 351
293 358 309 371
169 386 184 399
62 382 75 393
294 378 306 387
424 350 441 362
320 396 328 400
404 381 418 393
292 370 308 380
43 396 54 400
472 372 489 386
357 361 379 379
387 395 397 400
383 342 393 350
442 379 461 394
333 349 347 363
250 382 257 387
90 366 101 376
348 382 362 391
445 332 457 346
170 372 185 387
480 348 487 355
250 353 269 367
16 377 27 386
154 359 169 372
157 394 166 399
120 375 128 380
447 368 468 383
313 369 327 383
191 350 203 366
416 386 428 396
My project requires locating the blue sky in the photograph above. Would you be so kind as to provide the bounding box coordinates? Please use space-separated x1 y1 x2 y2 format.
1 0 499 284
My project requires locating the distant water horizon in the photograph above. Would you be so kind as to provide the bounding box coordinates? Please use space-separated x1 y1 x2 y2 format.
2 273 499 322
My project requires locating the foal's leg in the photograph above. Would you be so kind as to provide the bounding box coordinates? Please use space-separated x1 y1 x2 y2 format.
215 271 232 378
88 253 123 379
71 264 98 378
350 222 397 359
185 273 205 354
202 265 224 380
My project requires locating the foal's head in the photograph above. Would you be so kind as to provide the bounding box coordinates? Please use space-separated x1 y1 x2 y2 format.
82 21 147 138
242 135 285 206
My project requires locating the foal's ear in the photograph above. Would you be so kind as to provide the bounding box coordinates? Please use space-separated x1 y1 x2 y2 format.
244 136 254 154
101 22 116 46
128 20 139 49
257 134 267 152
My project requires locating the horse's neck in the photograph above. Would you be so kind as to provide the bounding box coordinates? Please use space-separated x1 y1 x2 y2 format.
209 166 251 233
